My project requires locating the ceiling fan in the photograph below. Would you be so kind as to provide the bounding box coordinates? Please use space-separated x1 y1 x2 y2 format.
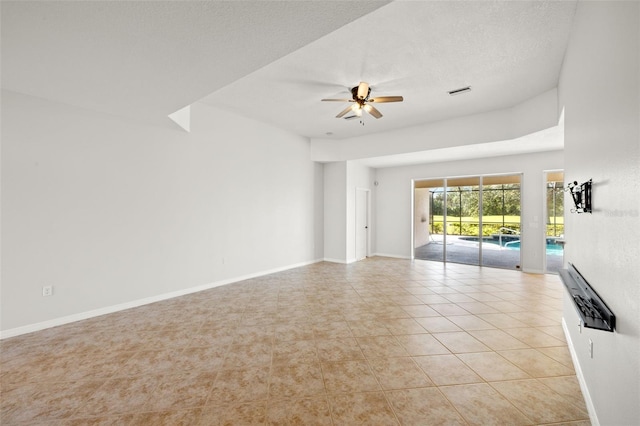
321 82 403 119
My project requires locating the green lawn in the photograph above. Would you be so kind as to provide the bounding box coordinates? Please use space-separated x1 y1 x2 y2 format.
431 215 564 224
428 215 564 237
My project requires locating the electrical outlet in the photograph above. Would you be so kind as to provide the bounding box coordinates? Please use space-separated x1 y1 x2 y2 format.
589 339 594 358
222 257 226 264
42 286 53 297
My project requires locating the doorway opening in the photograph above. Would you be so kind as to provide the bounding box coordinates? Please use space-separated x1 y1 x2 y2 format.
414 174 522 270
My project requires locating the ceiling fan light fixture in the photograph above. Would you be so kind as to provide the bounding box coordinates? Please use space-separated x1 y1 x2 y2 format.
322 81 402 121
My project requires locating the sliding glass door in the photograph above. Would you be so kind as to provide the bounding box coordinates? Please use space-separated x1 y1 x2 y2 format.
545 171 564 273
414 179 445 262
446 177 481 265
414 174 522 270
480 175 522 270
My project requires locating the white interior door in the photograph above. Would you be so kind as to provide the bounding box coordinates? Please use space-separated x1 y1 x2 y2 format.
356 189 369 260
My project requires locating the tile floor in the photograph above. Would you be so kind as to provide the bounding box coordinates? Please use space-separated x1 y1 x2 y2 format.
1 257 591 425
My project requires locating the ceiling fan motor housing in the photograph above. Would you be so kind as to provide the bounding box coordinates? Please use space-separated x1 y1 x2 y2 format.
351 86 371 103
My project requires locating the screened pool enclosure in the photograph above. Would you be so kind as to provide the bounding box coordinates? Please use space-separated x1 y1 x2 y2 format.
414 172 564 272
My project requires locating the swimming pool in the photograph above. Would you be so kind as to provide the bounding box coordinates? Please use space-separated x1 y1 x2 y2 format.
458 236 564 256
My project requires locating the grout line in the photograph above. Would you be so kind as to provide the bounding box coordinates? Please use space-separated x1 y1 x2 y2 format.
1 259 585 425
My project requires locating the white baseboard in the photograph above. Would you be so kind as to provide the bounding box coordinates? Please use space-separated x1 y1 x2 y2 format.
323 257 348 264
522 268 545 274
0 258 323 340
324 255 413 263
562 317 599 426
372 253 412 260
324 258 378 264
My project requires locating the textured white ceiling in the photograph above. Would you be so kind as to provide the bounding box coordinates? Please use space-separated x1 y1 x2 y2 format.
2 1 575 162
1 1 390 125
200 1 576 140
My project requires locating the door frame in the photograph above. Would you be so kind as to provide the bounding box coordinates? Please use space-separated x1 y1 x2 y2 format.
355 187 370 260
412 173 523 270
543 169 565 273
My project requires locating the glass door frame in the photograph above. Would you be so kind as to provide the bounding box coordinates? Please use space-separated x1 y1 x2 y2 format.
412 173 523 270
480 174 523 270
543 169 565 274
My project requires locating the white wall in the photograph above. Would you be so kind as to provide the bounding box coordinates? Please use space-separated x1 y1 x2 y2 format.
322 161 347 262
373 151 563 271
1 91 323 334
310 89 558 162
322 160 374 263
558 2 640 424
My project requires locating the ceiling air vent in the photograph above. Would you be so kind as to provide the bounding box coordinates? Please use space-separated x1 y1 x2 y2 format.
448 86 471 96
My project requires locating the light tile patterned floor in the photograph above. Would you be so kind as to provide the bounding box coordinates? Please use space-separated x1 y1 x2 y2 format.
1 258 591 425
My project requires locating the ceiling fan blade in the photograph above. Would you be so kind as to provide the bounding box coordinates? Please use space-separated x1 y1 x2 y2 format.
321 98 353 102
336 104 356 118
369 96 404 103
364 104 383 119
357 82 369 99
